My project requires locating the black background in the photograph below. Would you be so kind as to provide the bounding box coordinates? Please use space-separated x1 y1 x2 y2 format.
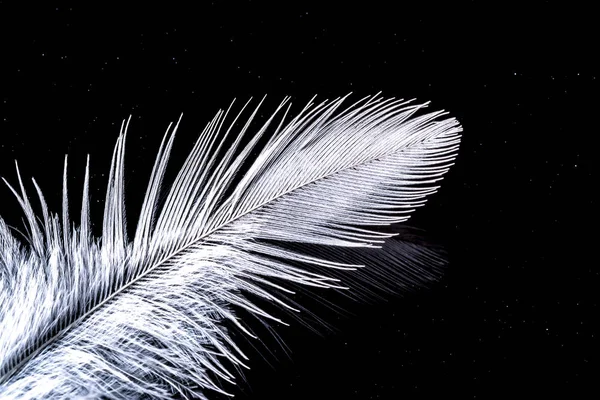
0 2 597 398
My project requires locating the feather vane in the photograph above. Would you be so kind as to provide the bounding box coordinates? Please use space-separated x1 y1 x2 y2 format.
0 94 462 399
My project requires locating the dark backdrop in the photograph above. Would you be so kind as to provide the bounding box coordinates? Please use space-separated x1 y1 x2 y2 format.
0 2 596 398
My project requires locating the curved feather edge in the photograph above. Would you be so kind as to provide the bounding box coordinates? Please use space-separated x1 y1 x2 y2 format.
0 94 462 399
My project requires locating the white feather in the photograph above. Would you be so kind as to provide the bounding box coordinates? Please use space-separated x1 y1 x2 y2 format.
0 94 462 399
